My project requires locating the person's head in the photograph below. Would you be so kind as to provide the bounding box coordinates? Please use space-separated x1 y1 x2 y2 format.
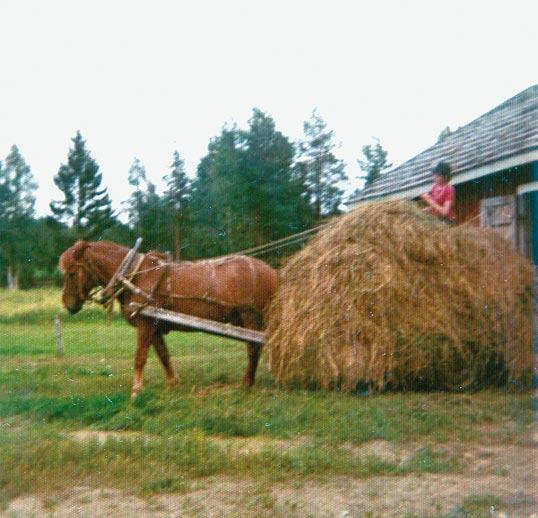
432 161 451 185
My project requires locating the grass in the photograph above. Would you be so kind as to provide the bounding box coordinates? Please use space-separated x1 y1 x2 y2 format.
0 288 534 508
444 494 504 518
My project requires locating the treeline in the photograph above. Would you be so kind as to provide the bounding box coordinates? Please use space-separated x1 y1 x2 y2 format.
0 108 390 288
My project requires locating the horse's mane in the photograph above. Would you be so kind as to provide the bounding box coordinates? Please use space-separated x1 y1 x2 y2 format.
60 240 247 272
59 240 130 271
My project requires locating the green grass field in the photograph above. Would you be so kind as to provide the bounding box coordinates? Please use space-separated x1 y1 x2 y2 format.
0 288 535 516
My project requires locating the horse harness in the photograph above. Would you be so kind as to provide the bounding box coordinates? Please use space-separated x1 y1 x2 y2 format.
82 244 261 321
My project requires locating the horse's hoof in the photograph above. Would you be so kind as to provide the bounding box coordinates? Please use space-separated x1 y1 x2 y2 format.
167 378 179 388
130 391 139 401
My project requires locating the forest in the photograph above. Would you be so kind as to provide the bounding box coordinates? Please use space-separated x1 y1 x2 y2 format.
0 109 390 288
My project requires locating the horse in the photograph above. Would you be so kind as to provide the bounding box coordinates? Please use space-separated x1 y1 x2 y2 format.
59 240 278 399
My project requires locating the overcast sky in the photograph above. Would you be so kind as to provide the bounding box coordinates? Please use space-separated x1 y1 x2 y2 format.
1 0 536 216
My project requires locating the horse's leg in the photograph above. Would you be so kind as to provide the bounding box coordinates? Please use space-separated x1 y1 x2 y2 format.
240 309 263 387
243 342 262 387
131 322 155 400
152 332 178 388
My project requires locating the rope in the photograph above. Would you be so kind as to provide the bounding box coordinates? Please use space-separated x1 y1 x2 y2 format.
248 234 317 257
217 222 329 258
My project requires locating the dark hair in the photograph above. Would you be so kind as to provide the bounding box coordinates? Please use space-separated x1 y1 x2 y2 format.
432 161 451 180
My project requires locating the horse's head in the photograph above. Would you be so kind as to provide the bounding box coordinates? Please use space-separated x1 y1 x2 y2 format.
59 240 100 314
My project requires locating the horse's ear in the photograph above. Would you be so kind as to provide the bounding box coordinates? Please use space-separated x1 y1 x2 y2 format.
72 240 89 260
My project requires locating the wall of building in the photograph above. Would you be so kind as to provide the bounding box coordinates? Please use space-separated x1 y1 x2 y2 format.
454 163 535 263
531 162 538 265
454 164 532 225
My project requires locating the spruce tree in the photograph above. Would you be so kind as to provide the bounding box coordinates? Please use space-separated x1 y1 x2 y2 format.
358 138 392 188
163 150 191 259
0 146 37 288
2 145 37 220
241 109 313 244
189 128 243 256
125 158 168 251
126 157 148 235
189 110 314 259
297 110 347 218
50 131 115 239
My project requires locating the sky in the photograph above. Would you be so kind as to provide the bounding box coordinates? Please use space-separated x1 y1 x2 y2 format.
0 0 536 217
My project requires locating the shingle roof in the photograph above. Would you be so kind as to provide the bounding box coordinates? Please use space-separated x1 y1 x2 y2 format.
355 85 538 201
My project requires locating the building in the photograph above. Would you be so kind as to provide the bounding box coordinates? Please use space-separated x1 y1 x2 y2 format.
347 85 538 266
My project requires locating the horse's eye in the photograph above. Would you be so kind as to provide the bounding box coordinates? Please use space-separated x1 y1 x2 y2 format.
68 271 76 277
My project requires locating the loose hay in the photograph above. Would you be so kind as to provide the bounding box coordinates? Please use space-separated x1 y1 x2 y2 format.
264 200 534 391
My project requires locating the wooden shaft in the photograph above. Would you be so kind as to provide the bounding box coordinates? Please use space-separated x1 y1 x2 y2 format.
104 237 143 295
118 276 153 301
128 303 266 345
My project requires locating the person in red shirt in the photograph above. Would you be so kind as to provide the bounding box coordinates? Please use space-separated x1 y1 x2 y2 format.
421 161 456 224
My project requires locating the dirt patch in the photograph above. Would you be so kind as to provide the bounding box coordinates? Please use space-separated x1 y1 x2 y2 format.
4 468 536 518
4 440 536 517
273 472 536 517
0 417 31 434
66 429 306 455
4 487 163 518
209 435 310 456
67 430 153 445
342 439 413 465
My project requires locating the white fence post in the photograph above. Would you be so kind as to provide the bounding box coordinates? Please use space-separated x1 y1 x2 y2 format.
54 315 64 357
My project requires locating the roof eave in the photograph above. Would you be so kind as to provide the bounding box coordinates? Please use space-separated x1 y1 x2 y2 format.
346 148 538 206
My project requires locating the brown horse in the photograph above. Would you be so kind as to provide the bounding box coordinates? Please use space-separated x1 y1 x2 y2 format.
59 240 278 399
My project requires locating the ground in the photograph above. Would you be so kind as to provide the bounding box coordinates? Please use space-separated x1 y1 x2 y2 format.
0 288 536 517
2 428 536 517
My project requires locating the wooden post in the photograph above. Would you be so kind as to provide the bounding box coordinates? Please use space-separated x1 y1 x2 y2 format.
54 315 64 357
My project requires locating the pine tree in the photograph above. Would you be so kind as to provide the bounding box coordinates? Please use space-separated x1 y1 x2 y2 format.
2 145 37 220
241 109 313 244
0 146 37 289
125 158 168 251
50 131 115 239
189 127 244 256
163 150 191 259
297 110 347 218
189 110 314 259
358 138 392 188
125 157 148 235
437 126 452 143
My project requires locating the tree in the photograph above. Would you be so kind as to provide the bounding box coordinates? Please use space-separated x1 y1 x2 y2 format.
124 158 169 251
189 126 245 256
125 157 148 237
358 138 392 188
135 184 169 251
50 131 115 239
28 217 72 286
189 110 314 259
241 109 314 244
163 150 191 259
437 126 452 143
0 146 37 289
296 110 347 219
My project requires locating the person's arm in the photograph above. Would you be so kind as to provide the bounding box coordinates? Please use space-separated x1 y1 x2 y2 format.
421 187 454 217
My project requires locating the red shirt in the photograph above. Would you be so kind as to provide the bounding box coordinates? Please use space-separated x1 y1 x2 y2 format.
430 183 455 220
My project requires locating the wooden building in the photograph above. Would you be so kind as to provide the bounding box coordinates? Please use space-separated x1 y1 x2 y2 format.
347 85 538 266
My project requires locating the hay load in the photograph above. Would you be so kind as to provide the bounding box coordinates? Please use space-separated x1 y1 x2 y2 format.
264 200 533 391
